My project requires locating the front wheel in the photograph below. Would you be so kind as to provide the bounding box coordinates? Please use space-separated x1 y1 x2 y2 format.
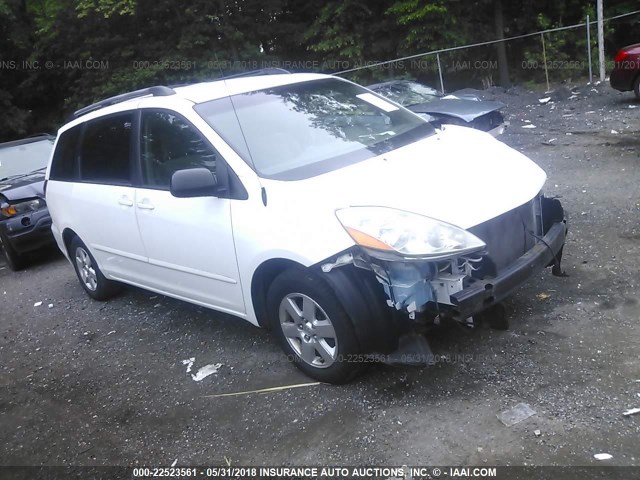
267 267 365 384
70 236 121 300
0 232 26 271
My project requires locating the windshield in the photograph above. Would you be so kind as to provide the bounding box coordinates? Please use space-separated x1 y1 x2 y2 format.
0 137 54 180
194 78 434 180
372 82 441 107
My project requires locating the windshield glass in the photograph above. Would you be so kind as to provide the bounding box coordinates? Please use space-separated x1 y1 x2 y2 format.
0 137 54 180
372 82 441 107
194 78 434 180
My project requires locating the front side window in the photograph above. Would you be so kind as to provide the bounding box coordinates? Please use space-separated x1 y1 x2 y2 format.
79 113 133 184
194 78 433 180
140 110 218 189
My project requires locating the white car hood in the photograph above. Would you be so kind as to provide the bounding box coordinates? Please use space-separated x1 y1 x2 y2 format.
263 125 547 230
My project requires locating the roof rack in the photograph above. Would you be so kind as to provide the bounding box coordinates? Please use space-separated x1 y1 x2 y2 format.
169 68 291 89
72 85 176 119
73 70 290 119
220 68 291 79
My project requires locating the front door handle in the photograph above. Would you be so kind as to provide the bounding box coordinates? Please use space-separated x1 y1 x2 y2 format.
118 196 133 207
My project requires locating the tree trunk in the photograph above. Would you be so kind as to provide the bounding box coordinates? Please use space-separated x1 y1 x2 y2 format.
493 0 511 87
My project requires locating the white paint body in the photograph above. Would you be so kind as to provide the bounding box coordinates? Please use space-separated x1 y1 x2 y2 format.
46 73 547 327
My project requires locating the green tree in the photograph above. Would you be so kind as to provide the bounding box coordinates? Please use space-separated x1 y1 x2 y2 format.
0 0 637 141
305 0 405 82
0 0 32 140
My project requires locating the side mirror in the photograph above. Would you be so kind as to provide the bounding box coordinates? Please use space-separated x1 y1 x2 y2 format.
170 168 219 198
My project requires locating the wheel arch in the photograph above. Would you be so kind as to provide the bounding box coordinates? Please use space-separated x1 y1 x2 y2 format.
321 265 402 354
252 253 402 354
251 257 307 329
62 227 80 257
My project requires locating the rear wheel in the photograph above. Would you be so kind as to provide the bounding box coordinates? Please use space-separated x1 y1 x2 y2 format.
634 74 640 99
267 267 365 384
0 232 26 271
70 236 121 300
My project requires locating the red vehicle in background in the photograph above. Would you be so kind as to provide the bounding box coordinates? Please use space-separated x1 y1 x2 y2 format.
610 43 640 99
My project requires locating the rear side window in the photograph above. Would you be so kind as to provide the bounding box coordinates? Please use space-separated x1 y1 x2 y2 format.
79 113 133 184
50 127 80 181
140 110 218 189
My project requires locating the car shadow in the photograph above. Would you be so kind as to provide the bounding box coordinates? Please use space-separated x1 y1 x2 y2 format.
0 244 65 272
611 94 640 106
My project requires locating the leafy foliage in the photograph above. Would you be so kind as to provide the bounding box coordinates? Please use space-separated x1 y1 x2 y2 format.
387 0 459 50
76 0 135 18
0 0 636 141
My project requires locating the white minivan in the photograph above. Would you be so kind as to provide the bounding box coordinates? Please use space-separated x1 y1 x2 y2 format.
46 71 567 383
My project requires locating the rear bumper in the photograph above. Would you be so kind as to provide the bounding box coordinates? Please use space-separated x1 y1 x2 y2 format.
0 208 54 254
447 220 567 320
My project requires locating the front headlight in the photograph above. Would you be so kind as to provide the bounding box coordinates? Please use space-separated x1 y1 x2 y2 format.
336 206 486 260
0 198 44 218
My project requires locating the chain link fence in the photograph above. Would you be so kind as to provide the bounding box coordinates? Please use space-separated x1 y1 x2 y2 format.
335 10 640 92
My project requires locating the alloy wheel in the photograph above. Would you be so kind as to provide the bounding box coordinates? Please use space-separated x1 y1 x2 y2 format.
278 293 338 368
75 247 98 291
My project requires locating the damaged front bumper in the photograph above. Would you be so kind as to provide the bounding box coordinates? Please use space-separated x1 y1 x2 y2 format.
321 195 567 332
446 220 566 321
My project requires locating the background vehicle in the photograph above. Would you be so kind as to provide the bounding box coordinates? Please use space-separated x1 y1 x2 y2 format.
610 43 640 99
368 80 506 136
0 134 55 270
46 72 566 383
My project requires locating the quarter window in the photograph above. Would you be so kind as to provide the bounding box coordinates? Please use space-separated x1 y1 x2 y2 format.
50 127 80 181
140 110 218 189
79 113 133 184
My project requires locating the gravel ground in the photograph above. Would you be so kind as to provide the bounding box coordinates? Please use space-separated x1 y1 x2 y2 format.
1 82 639 473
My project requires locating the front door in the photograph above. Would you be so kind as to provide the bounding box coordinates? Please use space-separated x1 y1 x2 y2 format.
133 109 245 315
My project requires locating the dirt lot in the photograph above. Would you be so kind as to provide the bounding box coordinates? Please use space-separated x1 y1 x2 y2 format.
1 82 639 474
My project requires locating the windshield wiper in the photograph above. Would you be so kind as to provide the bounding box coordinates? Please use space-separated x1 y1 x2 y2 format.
0 167 47 182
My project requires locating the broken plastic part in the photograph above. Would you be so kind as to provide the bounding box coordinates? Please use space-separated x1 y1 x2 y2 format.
321 252 354 273
374 261 436 313
346 250 481 316
381 333 434 366
497 403 536 426
594 453 613 461
430 272 465 305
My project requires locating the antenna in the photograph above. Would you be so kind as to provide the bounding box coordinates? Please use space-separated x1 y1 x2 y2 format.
213 54 261 180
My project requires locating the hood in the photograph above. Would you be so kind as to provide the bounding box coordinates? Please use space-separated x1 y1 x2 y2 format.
408 98 505 123
0 171 45 201
262 125 546 230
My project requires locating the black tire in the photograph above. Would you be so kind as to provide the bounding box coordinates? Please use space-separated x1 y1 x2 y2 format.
70 236 121 300
267 267 365 384
634 74 640 100
0 232 26 271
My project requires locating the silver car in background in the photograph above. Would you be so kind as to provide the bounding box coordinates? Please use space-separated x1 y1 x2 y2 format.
368 80 507 136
